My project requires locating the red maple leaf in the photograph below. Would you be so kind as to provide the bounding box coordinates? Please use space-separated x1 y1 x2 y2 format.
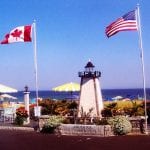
11 29 22 39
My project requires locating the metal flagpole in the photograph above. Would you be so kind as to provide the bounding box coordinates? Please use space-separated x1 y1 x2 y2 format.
136 4 148 134
32 20 39 107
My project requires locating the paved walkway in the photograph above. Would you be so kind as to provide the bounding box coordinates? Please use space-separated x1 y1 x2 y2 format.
0 130 150 150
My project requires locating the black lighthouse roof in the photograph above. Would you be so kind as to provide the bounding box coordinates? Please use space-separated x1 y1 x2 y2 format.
78 60 101 78
85 60 95 68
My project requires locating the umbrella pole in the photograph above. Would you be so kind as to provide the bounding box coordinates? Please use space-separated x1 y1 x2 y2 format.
71 91 73 101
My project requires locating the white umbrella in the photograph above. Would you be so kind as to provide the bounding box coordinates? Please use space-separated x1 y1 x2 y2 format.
112 96 123 100
0 84 17 93
0 94 17 100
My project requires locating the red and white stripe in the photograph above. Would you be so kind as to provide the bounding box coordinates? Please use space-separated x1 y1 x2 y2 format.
106 18 138 37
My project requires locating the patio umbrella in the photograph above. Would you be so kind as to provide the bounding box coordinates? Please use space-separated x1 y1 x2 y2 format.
0 94 17 100
0 84 18 93
52 82 80 100
52 82 80 92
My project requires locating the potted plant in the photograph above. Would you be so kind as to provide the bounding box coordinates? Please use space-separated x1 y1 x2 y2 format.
15 107 28 126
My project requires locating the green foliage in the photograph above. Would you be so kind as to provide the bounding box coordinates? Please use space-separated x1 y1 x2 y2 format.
15 116 25 126
41 125 56 133
106 102 117 109
102 102 117 117
34 98 144 121
80 107 93 118
41 115 65 133
108 116 132 135
54 100 69 115
130 101 144 116
67 101 78 110
93 118 109 125
147 108 150 124
101 108 112 117
39 99 56 115
38 99 78 116
103 100 144 117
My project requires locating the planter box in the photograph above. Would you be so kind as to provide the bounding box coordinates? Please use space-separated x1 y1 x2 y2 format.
60 124 113 137
38 115 50 130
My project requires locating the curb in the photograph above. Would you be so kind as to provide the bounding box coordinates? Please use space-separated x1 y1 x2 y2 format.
0 126 34 131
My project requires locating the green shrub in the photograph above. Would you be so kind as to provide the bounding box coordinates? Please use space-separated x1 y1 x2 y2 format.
41 125 56 133
93 118 109 125
101 108 112 117
108 115 132 135
41 115 65 133
15 116 25 126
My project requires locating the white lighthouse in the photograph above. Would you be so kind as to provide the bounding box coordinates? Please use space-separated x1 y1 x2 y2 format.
77 60 103 118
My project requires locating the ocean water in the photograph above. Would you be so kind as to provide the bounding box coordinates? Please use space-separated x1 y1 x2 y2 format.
10 88 150 102
102 89 150 100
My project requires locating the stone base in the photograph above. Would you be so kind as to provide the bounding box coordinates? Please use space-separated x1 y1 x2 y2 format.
60 124 113 137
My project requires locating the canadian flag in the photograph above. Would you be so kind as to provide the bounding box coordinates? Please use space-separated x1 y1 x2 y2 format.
1 25 32 44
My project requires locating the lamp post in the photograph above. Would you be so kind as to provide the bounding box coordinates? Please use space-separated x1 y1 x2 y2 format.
24 85 30 124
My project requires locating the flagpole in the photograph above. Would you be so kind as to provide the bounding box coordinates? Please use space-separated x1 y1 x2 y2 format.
136 4 148 134
32 20 39 107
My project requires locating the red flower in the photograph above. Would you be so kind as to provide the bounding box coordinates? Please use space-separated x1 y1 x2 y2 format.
16 107 28 118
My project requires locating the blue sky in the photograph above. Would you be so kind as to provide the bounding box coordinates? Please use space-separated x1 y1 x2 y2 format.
0 0 149 90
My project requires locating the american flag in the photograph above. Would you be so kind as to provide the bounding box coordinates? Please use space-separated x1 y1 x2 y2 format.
105 10 138 38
